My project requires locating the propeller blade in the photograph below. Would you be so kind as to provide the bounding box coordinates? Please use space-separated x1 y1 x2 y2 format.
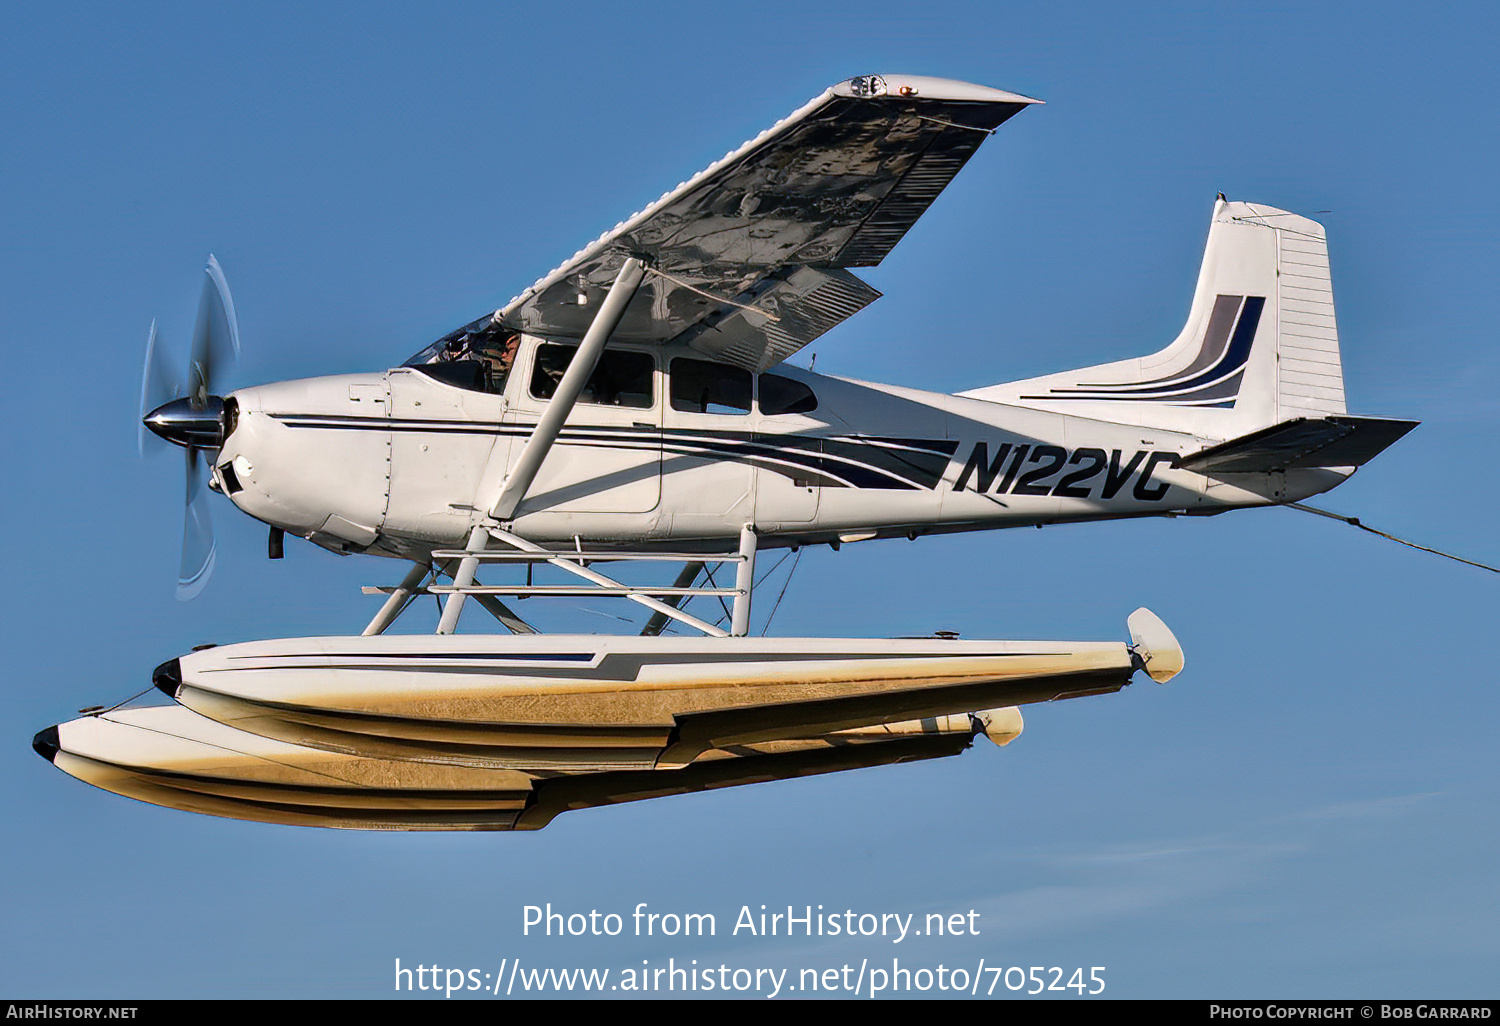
178 448 217 601
186 255 241 410
138 319 181 456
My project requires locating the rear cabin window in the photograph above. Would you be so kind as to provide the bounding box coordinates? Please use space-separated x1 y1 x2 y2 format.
670 358 752 415
759 373 818 415
529 343 655 409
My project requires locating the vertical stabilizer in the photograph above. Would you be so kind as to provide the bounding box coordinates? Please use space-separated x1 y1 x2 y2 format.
960 198 1347 439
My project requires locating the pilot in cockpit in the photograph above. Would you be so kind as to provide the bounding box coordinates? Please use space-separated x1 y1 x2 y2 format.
436 331 521 394
482 331 522 390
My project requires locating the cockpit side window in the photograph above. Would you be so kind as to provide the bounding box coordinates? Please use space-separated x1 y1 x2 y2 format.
759 373 818 415
670 358 752 414
473 332 523 393
529 343 655 408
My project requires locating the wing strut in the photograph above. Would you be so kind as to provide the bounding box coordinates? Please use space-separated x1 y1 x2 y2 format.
437 257 645 635
490 257 646 521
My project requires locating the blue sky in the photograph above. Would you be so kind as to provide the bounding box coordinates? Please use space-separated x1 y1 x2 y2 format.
3 0 1497 999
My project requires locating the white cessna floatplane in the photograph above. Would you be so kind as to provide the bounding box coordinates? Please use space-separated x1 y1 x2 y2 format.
36 75 1414 830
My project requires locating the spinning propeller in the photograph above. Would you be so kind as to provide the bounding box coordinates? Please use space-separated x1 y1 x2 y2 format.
139 256 241 600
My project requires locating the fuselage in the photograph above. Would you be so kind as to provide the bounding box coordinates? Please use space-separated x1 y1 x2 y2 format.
210 335 1349 561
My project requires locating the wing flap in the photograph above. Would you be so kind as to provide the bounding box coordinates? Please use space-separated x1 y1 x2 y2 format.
679 266 883 372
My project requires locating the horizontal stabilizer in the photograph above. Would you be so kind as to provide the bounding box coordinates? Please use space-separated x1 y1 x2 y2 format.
1179 416 1418 474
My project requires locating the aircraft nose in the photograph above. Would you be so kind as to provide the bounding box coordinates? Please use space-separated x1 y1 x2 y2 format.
32 726 59 763
143 396 226 449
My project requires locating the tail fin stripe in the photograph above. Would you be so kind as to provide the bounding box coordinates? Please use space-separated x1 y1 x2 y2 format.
1131 294 1243 385
1034 371 1244 404
1065 294 1242 392
1041 295 1263 400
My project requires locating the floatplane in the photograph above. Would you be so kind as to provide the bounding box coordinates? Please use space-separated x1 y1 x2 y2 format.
34 75 1413 829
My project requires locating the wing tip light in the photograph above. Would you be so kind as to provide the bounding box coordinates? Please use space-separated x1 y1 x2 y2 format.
835 74 1043 106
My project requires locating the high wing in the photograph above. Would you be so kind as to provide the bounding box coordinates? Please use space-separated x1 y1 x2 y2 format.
411 75 1039 373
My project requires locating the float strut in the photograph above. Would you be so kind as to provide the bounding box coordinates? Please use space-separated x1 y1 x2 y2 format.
641 561 705 636
362 561 431 637
436 524 489 634
730 524 757 637
489 529 728 638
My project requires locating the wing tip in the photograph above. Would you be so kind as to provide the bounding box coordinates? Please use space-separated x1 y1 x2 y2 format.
834 74 1043 106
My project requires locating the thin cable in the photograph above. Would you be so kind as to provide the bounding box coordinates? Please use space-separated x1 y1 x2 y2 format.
752 550 793 589
84 685 157 717
1289 503 1498 574
99 714 366 786
760 547 805 636
699 562 735 623
655 564 701 633
737 549 795 635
